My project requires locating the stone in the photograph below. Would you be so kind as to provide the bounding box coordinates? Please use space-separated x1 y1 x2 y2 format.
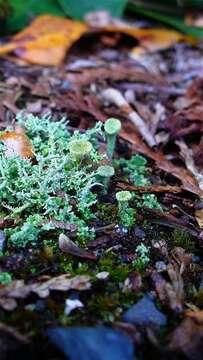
123 294 167 328
46 326 134 360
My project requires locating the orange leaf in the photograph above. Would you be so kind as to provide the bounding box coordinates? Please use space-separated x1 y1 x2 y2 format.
0 15 88 66
185 311 203 324
104 26 195 53
0 126 34 159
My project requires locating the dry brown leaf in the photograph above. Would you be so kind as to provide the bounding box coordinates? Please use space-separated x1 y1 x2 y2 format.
151 262 184 312
59 233 97 260
117 182 183 193
120 124 202 197
195 209 203 229
185 310 203 324
0 274 91 308
0 126 34 159
0 15 88 66
168 318 203 360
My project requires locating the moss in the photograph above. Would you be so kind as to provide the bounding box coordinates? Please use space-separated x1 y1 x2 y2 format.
172 229 195 252
97 203 117 222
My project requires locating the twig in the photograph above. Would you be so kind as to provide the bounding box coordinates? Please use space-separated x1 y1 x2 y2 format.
101 88 156 147
117 82 185 96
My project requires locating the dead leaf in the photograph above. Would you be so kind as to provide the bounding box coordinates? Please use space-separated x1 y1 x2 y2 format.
0 274 91 307
41 220 77 233
176 140 203 192
58 234 97 260
0 15 88 66
195 209 203 229
168 318 203 360
0 126 34 159
120 124 202 196
0 15 195 66
103 26 195 53
117 182 182 194
185 310 203 324
123 271 142 292
171 247 192 272
151 262 184 312
66 62 165 88
32 274 91 297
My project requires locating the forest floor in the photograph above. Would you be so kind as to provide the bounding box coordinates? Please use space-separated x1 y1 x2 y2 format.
0 15 203 360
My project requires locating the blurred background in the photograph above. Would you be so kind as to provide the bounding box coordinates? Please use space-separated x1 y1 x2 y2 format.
1 0 203 36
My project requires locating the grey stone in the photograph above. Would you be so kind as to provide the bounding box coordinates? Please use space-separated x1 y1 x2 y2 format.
46 326 134 360
123 294 167 328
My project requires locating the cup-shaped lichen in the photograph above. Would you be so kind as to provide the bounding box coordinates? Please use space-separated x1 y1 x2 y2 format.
97 165 115 194
69 139 93 161
116 190 132 215
104 118 121 161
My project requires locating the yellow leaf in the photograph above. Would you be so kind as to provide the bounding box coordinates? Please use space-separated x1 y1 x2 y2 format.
103 26 195 53
0 15 88 66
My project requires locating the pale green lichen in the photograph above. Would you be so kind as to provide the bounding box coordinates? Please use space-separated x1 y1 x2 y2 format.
104 118 121 161
0 113 162 248
97 165 115 194
69 139 93 160
0 113 101 247
116 191 135 228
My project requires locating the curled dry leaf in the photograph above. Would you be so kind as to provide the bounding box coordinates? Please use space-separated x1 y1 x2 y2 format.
58 234 97 260
0 126 34 159
0 274 91 309
151 262 184 312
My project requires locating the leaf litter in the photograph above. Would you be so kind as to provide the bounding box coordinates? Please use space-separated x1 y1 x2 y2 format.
0 11 203 360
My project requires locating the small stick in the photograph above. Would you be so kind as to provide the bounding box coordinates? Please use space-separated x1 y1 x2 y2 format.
101 88 156 147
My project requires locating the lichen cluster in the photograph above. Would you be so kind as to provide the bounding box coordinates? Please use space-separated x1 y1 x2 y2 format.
0 113 161 248
0 113 103 246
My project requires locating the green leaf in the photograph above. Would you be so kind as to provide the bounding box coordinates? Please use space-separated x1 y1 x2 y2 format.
5 0 65 34
127 2 203 38
58 0 127 19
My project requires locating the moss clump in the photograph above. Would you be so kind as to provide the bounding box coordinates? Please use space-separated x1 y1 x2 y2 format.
172 229 195 252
